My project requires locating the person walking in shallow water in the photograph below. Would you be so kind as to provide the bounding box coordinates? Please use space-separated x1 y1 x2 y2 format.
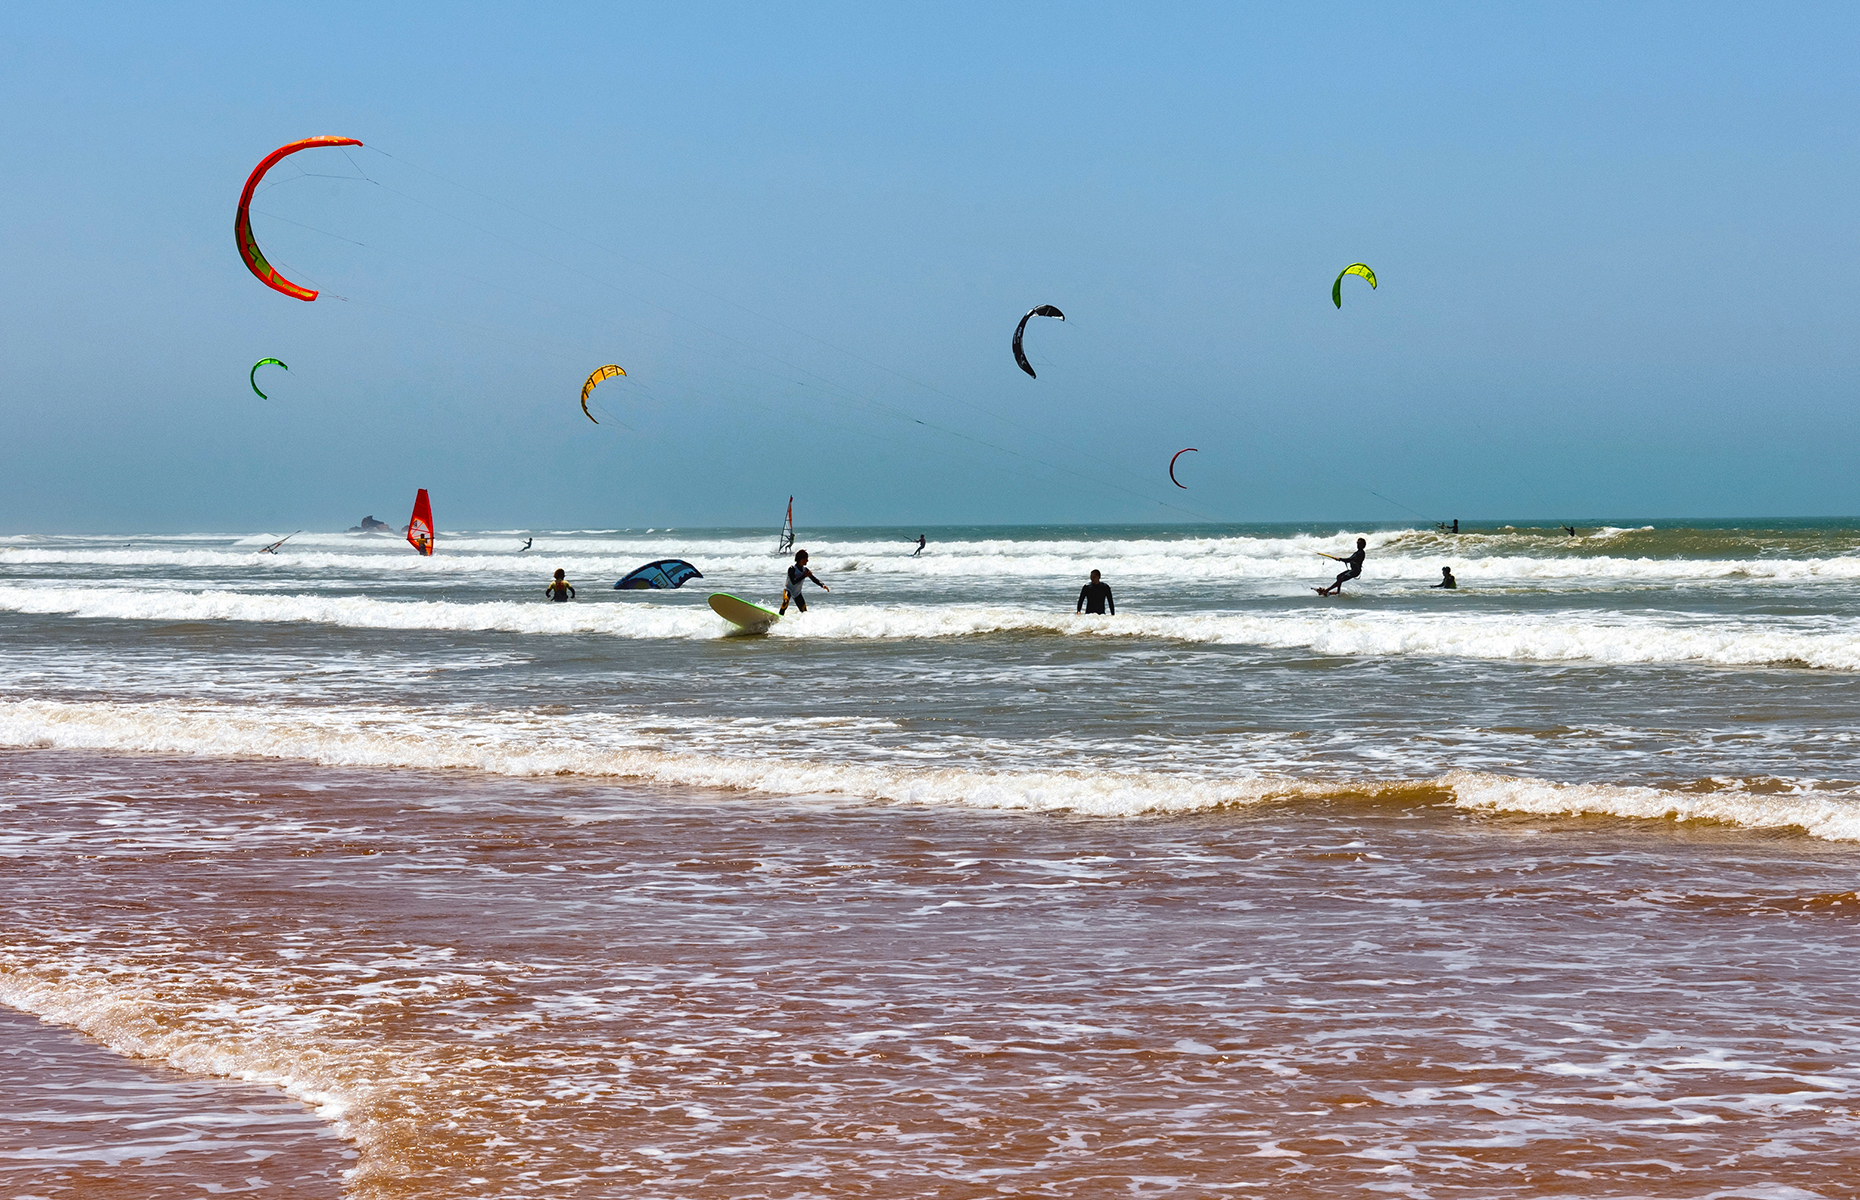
1317 538 1368 596
1431 566 1457 589
1077 569 1115 615
780 549 828 614
545 569 576 601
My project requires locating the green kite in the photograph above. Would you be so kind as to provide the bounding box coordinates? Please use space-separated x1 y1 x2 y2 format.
251 358 288 399
1332 263 1376 309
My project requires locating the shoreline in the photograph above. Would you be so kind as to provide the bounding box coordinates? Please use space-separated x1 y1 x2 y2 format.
0 1006 351 1198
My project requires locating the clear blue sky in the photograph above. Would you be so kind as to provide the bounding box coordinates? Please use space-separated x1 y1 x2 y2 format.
3 3 1857 531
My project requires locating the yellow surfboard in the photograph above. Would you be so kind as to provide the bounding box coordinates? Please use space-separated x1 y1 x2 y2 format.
708 592 780 632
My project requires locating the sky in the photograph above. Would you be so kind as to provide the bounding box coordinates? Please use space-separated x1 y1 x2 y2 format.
2 2 1858 532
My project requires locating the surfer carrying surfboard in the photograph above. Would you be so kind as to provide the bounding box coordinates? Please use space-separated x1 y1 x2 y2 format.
1316 538 1368 596
780 550 828 615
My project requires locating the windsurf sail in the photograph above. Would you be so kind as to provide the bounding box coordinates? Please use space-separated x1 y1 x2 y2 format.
258 530 300 554
777 497 794 554
615 559 704 590
406 489 434 556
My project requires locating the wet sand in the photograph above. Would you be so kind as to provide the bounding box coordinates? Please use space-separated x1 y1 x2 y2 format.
0 1006 351 1197
5 749 1860 1197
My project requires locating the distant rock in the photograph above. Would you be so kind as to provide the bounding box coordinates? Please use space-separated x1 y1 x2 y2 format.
347 515 392 533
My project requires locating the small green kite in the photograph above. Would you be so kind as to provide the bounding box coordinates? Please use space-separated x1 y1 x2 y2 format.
1332 263 1376 309
250 358 288 399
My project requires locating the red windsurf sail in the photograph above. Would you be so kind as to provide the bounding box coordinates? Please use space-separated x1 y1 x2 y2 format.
407 489 434 556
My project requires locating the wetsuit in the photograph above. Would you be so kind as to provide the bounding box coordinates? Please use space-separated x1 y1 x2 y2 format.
1432 571 1457 589
546 579 575 601
1330 549 1366 591
1077 580 1115 615
782 564 818 613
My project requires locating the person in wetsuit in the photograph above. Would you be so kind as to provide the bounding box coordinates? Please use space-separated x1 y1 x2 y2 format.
1431 566 1457 589
1317 538 1368 596
1077 569 1115 615
545 568 576 601
781 549 828 614
912 534 926 557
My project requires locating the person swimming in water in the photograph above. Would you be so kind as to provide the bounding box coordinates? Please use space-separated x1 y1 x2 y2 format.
780 549 828 614
545 568 576 601
1431 566 1457 589
1077 569 1115 615
1317 538 1368 596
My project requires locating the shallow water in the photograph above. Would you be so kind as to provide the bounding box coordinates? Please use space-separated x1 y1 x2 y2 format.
0 1007 349 1197
3 520 1859 1196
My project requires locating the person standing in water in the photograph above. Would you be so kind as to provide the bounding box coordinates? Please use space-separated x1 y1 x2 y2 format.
781 549 828 614
545 569 576 602
1431 566 1457 589
1317 538 1368 596
912 534 926 557
1077 569 1115 615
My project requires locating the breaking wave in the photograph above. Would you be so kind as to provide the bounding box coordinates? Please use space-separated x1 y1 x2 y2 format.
3 697 1858 838
2 586 1857 669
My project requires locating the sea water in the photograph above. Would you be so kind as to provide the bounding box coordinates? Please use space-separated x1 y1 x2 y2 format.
3 520 1859 1197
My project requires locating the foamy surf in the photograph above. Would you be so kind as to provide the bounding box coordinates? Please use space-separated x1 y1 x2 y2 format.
4 697 1857 838
3 584 1857 669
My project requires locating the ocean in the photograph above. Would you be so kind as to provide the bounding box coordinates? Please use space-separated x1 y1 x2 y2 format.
3 520 1860 1197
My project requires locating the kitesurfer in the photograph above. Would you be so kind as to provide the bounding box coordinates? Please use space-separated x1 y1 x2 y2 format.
546 569 576 602
1317 538 1368 596
520 538 533 552
780 550 828 615
1077 570 1115 615
1564 525 1578 537
912 534 926 557
1431 566 1457 589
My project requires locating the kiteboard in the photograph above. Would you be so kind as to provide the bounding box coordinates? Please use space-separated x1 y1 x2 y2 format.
708 592 780 632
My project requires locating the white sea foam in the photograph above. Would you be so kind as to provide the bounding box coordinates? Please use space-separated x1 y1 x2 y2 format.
4 698 1858 838
2 585 1856 669
0 698 1310 816
1444 770 1860 842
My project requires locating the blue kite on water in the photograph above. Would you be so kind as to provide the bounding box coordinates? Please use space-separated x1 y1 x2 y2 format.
615 559 704 590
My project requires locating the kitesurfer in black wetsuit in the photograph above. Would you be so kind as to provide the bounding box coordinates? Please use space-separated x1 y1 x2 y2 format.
912 534 926 557
520 538 533 552
1432 566 1457 589
546 568 576 601
1077 569 1115 615
1317 538 1367 596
